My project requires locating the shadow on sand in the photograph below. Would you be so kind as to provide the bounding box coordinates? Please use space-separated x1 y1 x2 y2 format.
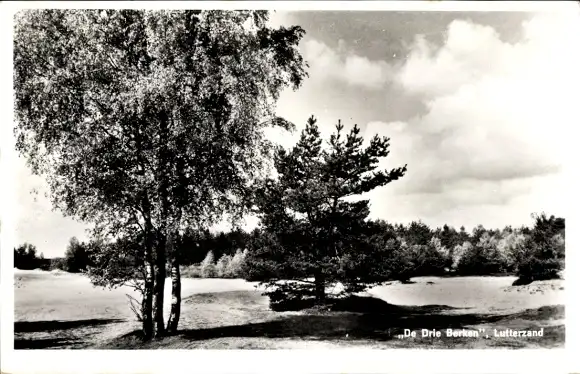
176 298 563 344
15 318 124 333
14 337 84 349
111 296 563 347
176 296 506 342
15 318 124 350
17 296 564 349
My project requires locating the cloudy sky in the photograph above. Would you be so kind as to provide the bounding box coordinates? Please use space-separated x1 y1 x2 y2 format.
12 8 579 258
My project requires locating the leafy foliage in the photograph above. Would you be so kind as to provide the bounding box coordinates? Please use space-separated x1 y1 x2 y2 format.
200 250 217 278
64 237 92 273
14 9 307 338
181 248 249 279
14 10 308 236
513 213 565 282
50 258 68 271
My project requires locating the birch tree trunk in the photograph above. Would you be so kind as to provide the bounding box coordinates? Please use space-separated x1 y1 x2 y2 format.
140 194 155 340
142 225 154 339
166 231 181 334
152 235 166 338
152 111 170 339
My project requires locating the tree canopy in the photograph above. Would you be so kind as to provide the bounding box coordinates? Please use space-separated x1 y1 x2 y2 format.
14 9 308 339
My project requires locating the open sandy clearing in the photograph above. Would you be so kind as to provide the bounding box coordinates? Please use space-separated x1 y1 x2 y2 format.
14 270 565 349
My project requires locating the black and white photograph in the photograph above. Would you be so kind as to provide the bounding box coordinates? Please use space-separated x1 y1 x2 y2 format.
1 1 579 373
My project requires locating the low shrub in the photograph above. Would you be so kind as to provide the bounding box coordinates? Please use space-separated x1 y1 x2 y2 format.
181 264 203 278
50 257 68 271
38 258 51 271
200 251 216 278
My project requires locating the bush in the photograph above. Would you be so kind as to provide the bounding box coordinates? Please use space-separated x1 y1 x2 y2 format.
498 231 527 272
64 237 91 273
386 240 416 283
50 258 68 271
200 250 217 278
228 248 248 278
267 283 317 311
388 241 448 282
241 231 284 282
451 242 471 271
515 233 564 281
181 264 203 278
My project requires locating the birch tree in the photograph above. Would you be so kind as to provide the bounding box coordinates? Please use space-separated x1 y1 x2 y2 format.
14 9 307 339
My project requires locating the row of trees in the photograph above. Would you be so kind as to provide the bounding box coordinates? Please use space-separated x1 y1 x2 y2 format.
14 237 91 272
385 215 564 281
14 243 46 270
20 212 564 284
128 215 565 283
181 248 249 278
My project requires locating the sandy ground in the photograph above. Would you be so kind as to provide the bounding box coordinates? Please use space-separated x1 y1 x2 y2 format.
14 269 259 321
13 269 565 348
14 269 261 345
366 276 565 314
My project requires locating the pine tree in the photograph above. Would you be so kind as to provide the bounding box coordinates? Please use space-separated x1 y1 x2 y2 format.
248 116 407 306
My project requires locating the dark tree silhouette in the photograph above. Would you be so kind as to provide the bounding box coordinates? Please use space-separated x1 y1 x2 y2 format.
14 243 41 270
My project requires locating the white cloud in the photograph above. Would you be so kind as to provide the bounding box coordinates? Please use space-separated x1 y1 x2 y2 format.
362 11 579 228
268 13 394 90
302 39 393 90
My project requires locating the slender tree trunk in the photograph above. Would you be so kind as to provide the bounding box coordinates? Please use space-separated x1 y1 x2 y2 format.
141 255 155 340
140 197 155 340
152 235 166 338
152 110 170 339
142 264 154 339
142 228 154 340
166 231 181 334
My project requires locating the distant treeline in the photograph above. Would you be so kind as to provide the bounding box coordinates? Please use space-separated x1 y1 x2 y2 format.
173 213 565 283
15 212 564 284
14 237 90 273
13 243 49 270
